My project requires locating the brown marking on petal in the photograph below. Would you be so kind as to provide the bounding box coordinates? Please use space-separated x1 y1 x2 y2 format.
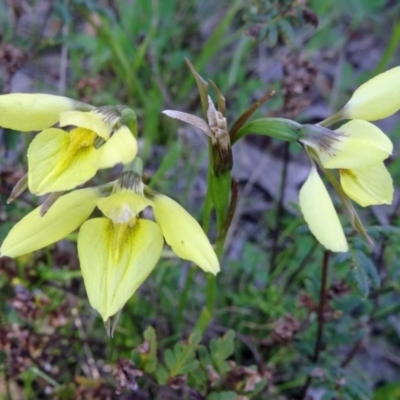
340 169 357 181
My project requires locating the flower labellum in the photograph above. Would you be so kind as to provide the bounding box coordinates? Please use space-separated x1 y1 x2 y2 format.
78 190 164 321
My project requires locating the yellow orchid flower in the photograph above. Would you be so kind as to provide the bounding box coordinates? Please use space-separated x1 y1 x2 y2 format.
28 123 137 195
309 120 393 206
0 188 101 258
78 175 220 321
298 119 394 252
1 172 220 322
0 93 138 195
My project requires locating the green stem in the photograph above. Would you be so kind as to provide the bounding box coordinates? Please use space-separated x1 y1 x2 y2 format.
318 110 345 127
176 268 196 327
193 145 232 334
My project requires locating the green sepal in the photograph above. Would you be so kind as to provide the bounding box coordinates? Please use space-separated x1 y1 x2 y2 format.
232 117 300 144
119 106 138 138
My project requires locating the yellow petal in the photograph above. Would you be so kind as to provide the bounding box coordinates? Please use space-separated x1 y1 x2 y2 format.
299 167 348 252
0 188 100 258
320 120 393 169
96 190 152 223
28 128 98 195
340 163 393 207
0 93 77 131
96 126 138 169
152 194 220 274
78 218 163 321
344 66 400 120
59 110 112 140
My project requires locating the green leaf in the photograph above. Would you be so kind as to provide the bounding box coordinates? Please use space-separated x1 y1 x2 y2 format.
198 345 212 368
277 19 295 46
210 330 235 374
209 80 226 116
155 364 169 385
188 332 202 347
163 332 202 377
374 381 400 400
229 97 278 142
143 326 157 373
356 251 380 290
164 348 176 370
267 24 278 47
180 360 199 375
349 258 369 297
349 250 380 297
210 330 235 361
185 58 209 118
207 391 237 400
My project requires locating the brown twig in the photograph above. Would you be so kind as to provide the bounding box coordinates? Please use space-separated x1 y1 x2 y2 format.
299 250 330 399
313 251 330 362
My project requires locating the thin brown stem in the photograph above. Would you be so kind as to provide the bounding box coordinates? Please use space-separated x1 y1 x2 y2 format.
340 338 363 368
313 251 330 362
299 251 330 399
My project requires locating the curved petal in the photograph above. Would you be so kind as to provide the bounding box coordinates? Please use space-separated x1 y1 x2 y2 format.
78 218 163 321
0 188 100 258
152 194 220 274
96 190 152 223
320 120 392 169
0 93 76 131
299 167 348 252
96 126 137 169
59 111 111 140
344 67 400 121
340 163 393 207
28 128 98 195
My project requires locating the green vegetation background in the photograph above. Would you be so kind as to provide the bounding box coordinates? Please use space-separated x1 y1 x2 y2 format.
0 0 400 399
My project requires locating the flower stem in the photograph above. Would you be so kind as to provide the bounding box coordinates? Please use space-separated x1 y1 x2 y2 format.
318 110 344 127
